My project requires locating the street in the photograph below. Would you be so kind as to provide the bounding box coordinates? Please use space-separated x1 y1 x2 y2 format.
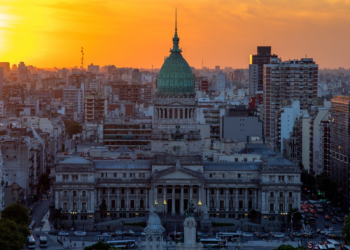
23 199 345 250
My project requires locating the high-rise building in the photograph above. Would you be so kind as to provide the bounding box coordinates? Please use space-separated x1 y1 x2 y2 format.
0 67 3 100
18 61 29 81
58 68 70 80
63 85 84 123
263 58 318 144
330 95 350 207
249 46 278 94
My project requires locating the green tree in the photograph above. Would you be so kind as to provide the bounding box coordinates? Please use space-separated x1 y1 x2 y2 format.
341 214 350 245
316 172 337 201
0 218 30 250
274 245 307 250
287 208 303 223
298 162 305 171
1 203 31 226
84 241 117 250
301 170 316 192
64 119 82 138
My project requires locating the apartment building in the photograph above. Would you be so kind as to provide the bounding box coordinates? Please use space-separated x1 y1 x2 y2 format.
103 116 152 148
330 96 350 207
319 119 331 175
63 86 84 123
249 46 278 94
263 58 318 144
110 82 152 103
84 93 107 123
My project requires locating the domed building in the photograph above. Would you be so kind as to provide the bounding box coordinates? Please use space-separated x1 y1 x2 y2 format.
151 16 202 161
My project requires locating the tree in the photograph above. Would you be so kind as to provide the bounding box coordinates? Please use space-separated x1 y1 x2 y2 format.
1 203 31 226
274 245 307 250
316 172 338 201
301 170 316 192
342 214 350 245
63 119 82 138
84 241 116 250
0 218 30 250
298 162 305 171
99 202 107 222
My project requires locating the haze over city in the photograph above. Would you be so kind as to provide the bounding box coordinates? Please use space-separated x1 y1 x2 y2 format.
1 0 350 69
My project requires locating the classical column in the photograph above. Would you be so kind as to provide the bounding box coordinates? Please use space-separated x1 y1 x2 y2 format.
245 188 248 211
126 187 129 210
145 188 148 209
235 188 238 211
255 189 258 209
225 189 229 211
180 186 184 215
275 191 278 212
190 185 193 201
216 188 219 211
198 186 202 213
91 190 94 211
163 186 166 213
206 188 209 209
172 108 174 121
154 185 158 211
116 188 120 210
172 185 175 216
136 188 139 209
284 191 287 212
107 188 110 210
262 191 266 213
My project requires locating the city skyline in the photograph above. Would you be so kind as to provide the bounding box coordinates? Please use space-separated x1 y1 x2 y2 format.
1 0 350 69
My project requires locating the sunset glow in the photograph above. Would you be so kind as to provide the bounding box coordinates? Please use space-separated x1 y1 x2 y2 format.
1 0 350 69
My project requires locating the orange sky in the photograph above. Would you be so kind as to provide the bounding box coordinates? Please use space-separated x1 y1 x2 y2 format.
1 0 350 70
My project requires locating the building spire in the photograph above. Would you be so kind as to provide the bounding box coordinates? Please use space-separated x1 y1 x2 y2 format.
171 8 181 53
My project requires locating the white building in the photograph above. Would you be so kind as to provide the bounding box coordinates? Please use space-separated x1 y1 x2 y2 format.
63 85 84 123
216 71 226 91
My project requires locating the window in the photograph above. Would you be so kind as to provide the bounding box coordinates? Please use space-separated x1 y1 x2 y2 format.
248 200 253 209
220 189 224 195
244 158 247 162
158 188 162 194
73 191 77 196
239 189 243 195
112 188 115 194
121 188 125 194
112 200 116 208
270 203 274 212
238 174 241 178
101 173 104 177
278 176 285 181
249 189 253 195
140 188 144 194
184 189 188 194
211 189 214 195
63 175 69 180
82 202 87 211
279 192 283 197
289 204 293 211
114 173 117 177
123 173 126 178
247 174 251 179
209 173 212 178
129 173 133 178
82 191 86 196
193 189 197 194
239 200 243 209
288 176 294 181
289 192 292 197
279 203 283 212
64 191 68 196
270 192 274 197
131 188 135 194
63 202 68 211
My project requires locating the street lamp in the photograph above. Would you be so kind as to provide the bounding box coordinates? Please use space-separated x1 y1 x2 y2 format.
163 200 167 218
120 220 124 240
70 211 77 229
198 201 202 216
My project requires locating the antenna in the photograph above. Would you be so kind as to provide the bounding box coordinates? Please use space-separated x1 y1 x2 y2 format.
81 47 84 71
175 8 177 31
202 58 203 69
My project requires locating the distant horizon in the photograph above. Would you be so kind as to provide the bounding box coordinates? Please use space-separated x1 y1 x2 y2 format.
1 0 350 69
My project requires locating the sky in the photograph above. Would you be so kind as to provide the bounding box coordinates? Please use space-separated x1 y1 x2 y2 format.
1 0 350 70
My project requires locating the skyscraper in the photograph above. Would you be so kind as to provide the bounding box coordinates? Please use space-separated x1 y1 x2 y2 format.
263 58 318 145
330 95 350 208
249 46 278 94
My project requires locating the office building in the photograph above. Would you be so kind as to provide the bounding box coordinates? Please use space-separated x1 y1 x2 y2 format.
84 93 107 123
18 62 29 81
63 86 84 123
249 46 278 94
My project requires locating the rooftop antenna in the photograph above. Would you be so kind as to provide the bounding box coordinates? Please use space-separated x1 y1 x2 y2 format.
202 58 203 69
81 47 84 71
175 7 177 32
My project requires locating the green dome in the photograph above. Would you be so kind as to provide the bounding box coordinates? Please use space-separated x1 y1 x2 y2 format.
157 24 194 95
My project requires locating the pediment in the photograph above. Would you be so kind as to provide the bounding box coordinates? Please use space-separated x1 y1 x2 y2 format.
159 170 198 179
169 102 184 106
154 166 204 180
